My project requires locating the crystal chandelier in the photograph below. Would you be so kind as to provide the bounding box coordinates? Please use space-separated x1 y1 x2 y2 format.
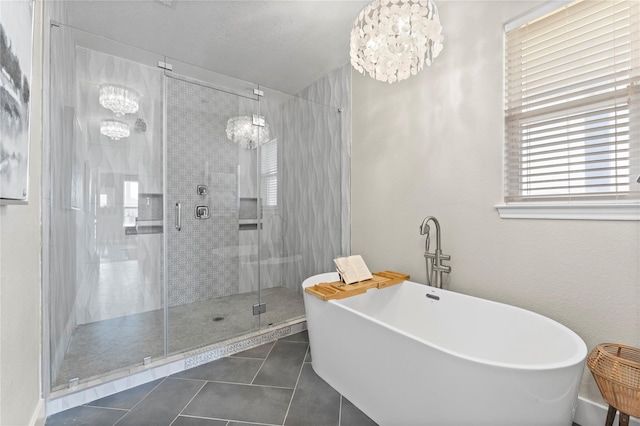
99 84 140 116
225 115 270 150
100 119 130 140
350 0 444 83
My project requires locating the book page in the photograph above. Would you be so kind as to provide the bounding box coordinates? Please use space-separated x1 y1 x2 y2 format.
334 255 373 284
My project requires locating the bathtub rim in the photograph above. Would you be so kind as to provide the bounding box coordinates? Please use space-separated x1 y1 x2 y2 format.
303 272 587 372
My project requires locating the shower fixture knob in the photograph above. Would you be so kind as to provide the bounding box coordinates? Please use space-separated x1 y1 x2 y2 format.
195 206 210 219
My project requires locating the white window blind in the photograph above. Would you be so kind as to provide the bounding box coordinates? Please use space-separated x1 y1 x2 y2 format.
261 139 278 207
504 0 640 204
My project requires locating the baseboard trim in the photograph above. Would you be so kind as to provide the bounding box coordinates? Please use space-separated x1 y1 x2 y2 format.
575 396 639 426
29 398 46 426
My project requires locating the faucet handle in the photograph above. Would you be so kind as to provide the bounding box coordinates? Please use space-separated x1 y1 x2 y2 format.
433 264 451 273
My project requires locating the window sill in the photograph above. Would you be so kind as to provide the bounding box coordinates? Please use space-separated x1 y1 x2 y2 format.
495 202 640 221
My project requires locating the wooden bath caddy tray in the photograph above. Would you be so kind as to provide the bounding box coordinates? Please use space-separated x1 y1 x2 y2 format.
305 271 410 301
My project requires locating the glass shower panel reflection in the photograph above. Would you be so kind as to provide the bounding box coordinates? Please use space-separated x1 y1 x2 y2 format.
256 90 344 330
281 95 344 290
49 24 165 389
164 70 260 354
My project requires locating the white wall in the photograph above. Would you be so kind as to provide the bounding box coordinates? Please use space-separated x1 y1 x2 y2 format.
0 1 44 424
351 0 640 406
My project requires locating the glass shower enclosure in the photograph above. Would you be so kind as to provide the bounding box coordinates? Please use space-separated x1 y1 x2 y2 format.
46 22 348 394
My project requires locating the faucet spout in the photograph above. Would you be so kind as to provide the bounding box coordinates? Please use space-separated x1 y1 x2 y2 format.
420 216 441 250
419 216 451 289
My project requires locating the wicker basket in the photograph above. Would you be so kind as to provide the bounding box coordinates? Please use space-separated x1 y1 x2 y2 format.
587 343 640 418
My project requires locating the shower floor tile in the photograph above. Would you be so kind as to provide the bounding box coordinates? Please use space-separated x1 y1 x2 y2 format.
46 331 379 426
53 286 304 388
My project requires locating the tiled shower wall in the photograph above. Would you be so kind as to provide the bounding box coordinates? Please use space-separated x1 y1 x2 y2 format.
281 64 352 289
165 75 241 306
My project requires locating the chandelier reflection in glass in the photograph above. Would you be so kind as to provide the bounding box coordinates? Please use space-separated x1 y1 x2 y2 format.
225 115 270 150
350 0 444 83
99 84 140 116
100 119 130 140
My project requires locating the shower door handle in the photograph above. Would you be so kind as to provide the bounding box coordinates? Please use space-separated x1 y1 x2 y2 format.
175 202 182 231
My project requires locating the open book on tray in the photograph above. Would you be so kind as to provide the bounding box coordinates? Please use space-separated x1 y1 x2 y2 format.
334 255 373 284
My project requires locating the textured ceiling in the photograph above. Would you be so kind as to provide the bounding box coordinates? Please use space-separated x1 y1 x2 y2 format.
66 0 368 95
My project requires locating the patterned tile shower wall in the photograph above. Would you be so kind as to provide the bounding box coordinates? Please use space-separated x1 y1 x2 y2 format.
281 64 351 289
166 75 242 306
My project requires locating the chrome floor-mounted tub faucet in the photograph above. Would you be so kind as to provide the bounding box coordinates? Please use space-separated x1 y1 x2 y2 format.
419 216 451 288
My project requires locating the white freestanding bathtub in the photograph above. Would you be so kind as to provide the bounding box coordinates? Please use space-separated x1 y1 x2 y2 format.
302 273 587 426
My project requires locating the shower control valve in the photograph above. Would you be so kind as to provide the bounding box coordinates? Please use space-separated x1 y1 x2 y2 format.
195 205 210 219
197 185 208 196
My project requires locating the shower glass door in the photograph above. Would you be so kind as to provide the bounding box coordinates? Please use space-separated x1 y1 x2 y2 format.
48 24 166 390
47 24 265 390
163 58 262 355
48 21 344 393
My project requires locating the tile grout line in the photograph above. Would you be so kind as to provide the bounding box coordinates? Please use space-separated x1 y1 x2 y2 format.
177 377 295 390
230 355 269 360
281 343 309 426
110 410 128 426
173 413 231 422
86 377 166 412
174 413 280 426
339 395 343 426
168 379 208 426
217 419 280 426
81 405 129 412
112 377 168 426
250 341 278 384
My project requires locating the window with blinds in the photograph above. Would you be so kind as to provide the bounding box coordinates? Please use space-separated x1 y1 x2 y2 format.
504 0 640 204
261 139 278 207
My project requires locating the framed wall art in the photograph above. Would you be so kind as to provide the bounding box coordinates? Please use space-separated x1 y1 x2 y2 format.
0 0 34 204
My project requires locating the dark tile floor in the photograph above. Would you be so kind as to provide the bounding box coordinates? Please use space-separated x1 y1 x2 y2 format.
46 331 377 426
